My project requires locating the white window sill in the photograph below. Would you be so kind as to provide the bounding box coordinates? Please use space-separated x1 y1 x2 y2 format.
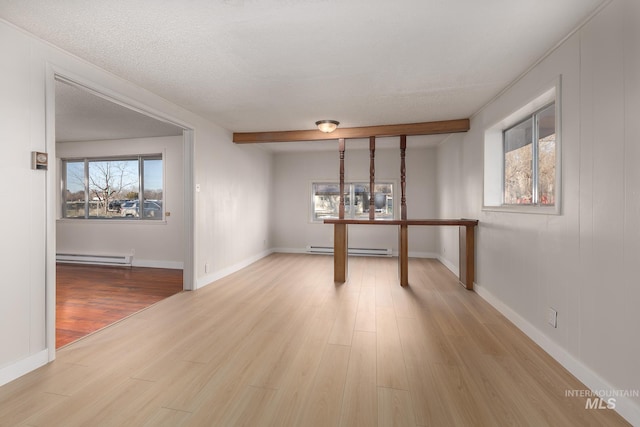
482 205 560 215
57 218 167 225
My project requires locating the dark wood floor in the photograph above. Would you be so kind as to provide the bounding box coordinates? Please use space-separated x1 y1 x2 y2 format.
56 263 183 348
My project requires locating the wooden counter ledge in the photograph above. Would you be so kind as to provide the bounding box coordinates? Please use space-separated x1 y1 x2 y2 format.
324 218 479 289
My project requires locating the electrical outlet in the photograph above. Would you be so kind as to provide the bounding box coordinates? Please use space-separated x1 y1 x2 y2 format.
205 263 210 273
547 308 558 328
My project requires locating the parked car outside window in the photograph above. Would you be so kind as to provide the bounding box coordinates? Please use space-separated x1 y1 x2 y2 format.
121 201 162 219
108 200 122 212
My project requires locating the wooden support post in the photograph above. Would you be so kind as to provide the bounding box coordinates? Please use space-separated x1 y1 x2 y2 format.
398 224 408 286
339 138 345 219
334 224 348 282
458 225 475 290
400 135 407 220
369 136 375 220
335 138 348 283
399 136 408 285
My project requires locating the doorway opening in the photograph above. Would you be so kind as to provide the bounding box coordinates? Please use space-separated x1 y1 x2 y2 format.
50 75 195 349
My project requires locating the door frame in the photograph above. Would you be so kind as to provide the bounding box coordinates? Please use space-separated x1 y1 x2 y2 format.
45 65 196 361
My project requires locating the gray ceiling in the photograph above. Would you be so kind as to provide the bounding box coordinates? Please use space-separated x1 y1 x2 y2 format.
55 80 183 143
1 0 606 147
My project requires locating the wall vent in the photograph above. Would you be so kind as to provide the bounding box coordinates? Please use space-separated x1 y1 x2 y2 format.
306 246 392 257
56 253 133 266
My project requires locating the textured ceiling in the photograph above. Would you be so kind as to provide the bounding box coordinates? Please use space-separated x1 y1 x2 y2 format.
1 0 605 143
55 80 183 143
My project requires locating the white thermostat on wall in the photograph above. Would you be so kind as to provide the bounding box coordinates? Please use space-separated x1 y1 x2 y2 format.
31 151 48 170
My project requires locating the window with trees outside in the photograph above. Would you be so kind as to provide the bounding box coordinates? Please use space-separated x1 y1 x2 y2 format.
62 155 163 220
311 182 393 221
503 102 556 206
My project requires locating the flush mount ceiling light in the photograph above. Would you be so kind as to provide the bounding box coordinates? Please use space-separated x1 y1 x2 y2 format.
315 120 340 133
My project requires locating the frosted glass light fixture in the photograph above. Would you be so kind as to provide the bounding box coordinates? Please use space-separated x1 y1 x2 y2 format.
316 120 340 133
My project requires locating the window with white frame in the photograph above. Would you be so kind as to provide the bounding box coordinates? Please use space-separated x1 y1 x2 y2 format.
62 155 163 220
483 82 560 214
503 102 556 206
311 182 393 221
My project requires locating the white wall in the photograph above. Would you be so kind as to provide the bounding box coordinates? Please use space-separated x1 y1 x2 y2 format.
436 0 640 423
194 139 273 286
0 18 47 386
272 144 439 256
435 133 463 272
56 136 184 269
0 19 273 386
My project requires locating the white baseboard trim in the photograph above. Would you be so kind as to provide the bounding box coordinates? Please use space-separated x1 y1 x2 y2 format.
437 255 458 276
474 282 640 426
272 247 307 254
131 259 184 269
195 249 275 289
407 251 439 259
0 349 49 387
274 248 441 259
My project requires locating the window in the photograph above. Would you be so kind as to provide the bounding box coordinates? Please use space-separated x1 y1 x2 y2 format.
311 182 393 221
503 103 556 206
483 81 560 214
62 155 163 220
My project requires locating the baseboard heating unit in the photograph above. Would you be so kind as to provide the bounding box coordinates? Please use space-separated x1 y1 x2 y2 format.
56 253 133 266
306 246 392 257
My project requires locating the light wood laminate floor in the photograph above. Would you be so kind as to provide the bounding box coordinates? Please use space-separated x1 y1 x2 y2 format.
0 254 630 426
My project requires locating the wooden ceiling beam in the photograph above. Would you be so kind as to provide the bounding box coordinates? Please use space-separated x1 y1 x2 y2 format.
232 118 470 143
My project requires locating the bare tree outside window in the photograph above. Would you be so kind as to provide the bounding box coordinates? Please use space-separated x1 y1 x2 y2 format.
312 183 341 219
62 156 162 220
537 104 556 205
88 160 138 217
504 118 533 204
503 103 555 206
